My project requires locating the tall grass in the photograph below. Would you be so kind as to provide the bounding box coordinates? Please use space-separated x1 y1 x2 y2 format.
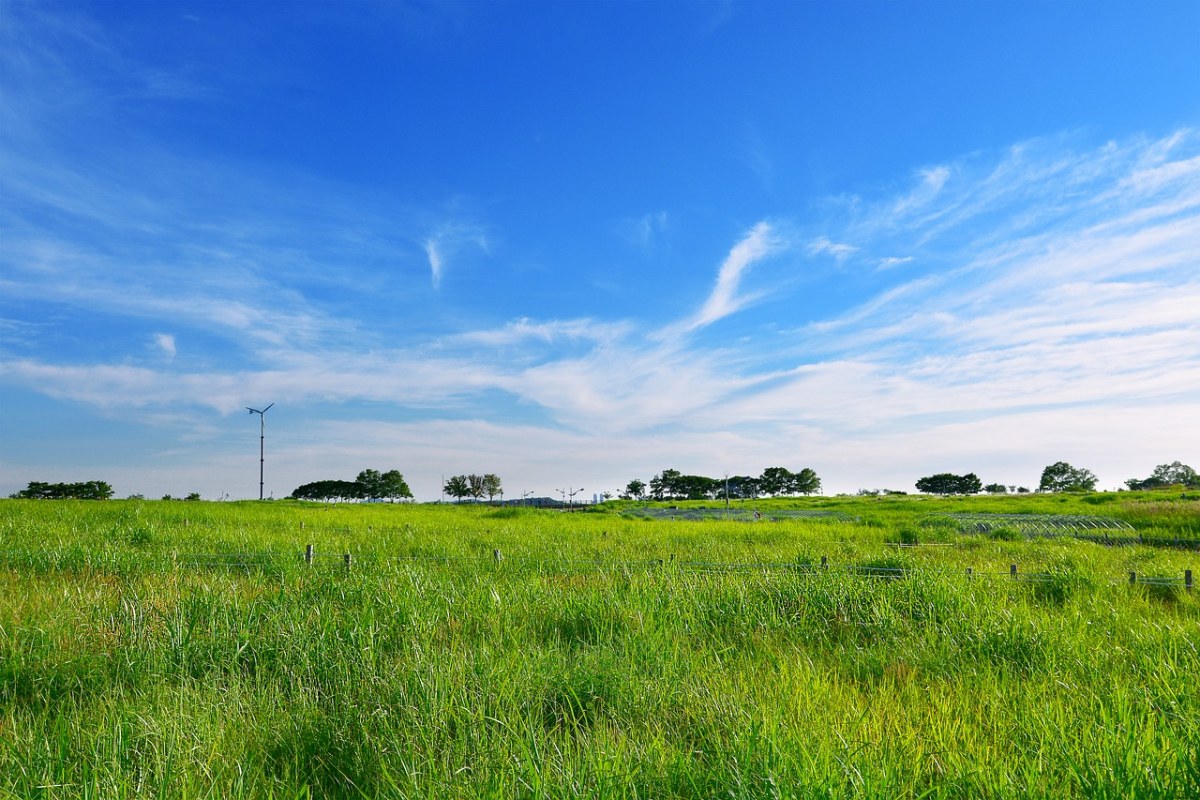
0 495 1197 798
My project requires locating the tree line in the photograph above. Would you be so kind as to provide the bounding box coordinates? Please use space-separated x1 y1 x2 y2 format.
290 469 413 502
914 461 1197 495
9 480 115 500
443 474 503 503
621 466 821 502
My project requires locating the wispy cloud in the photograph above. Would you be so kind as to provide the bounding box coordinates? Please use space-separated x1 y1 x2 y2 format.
685 221 788 330
152 333 176 360
424 222 489 289
3 128 1198 496
805 236 858 261
877 256 913 270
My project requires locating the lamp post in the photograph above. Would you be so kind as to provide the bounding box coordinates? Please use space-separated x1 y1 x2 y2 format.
246 403 274 501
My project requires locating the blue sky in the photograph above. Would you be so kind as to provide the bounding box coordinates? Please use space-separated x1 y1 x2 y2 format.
2 0 1198 500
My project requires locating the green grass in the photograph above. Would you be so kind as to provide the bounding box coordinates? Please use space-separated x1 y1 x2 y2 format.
0 494 1197 798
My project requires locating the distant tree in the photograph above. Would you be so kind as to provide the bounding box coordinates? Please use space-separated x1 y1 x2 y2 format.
658 469 683 500
444 475 470 503
354 469 384 500
185 492 201 501
481 473 503 503
984 483 1008 494
623 479 646 501
649 469 684 500
957 473 982 494
792 467 822 496
1039 461 1097 493
1125 461 1199 491
12 480 113 500
758 467 794 497
916 474 961 495
378 470 413 502
467 474 486 501
915 473 980 495
291 479 360 502
723 476 760 500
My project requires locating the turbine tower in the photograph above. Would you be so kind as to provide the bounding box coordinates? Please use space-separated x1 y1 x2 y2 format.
246 403 274 501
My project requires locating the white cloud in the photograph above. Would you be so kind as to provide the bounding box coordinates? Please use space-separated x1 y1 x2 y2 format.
424 238 444 288
152 332 176 360
423 222 489 289
686 221 787 330
805 235 858 261
3 129 1199 497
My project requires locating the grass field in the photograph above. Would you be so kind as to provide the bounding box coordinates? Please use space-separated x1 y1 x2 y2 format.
1 492 1197 798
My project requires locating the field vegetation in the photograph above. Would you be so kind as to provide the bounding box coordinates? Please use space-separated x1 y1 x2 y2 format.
1 491 1197 798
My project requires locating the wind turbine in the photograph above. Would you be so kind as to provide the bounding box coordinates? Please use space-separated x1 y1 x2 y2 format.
246 403 274 501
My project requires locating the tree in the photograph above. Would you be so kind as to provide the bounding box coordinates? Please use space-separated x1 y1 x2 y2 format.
792 467 821 496
444 475 470 503
957 473 982 494
758 467 794 497
984 483 1008 494
915 473 961 495
915 473 980 495
623 479 646 501
291 479 359 501
1039 461 1097 493
354 469 384 500
467 474 486 501
11 480 113 500
379 470 413 502
481 473 503 503
721 476 759 501
1126 461 1199 491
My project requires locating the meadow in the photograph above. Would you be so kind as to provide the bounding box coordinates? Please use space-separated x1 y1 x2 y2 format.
1 492 1197 799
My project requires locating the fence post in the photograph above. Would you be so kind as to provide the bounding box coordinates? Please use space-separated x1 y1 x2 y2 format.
344 553 352 570
966 567 973 580
301 521 305 530
493 548 502 562
1187 570 1193 591
305 544 314 565
1010 564 1017 579
1129 571 1137 585
821 555 828 570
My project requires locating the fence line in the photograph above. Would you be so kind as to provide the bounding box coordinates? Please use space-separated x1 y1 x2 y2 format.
174 545 1194 591
0 546 1192 591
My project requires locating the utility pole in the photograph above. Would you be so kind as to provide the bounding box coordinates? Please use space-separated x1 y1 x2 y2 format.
246 403 274 501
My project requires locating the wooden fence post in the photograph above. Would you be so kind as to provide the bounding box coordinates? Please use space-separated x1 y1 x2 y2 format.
1129 571 1137 585
493 548 502 562
1187 570 1193 591
1010 564 1017 579
305 544 314 565
344 553 352 570
821 555 828 570
966 567 973 579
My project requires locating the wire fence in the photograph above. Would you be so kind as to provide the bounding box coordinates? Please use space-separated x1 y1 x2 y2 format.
933 512 1199 549
0 544 1192 593
158 547 1191 591
620 508 856 522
